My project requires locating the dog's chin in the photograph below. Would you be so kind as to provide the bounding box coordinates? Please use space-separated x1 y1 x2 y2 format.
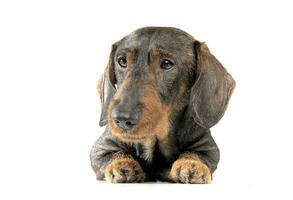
113 131 152 143
110 126 155 143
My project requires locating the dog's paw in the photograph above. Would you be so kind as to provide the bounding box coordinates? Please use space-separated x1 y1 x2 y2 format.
104 156 145 183
170 153 212 184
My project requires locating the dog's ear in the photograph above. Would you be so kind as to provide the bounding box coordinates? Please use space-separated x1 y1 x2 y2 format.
98 44 117 126
190 41 235 128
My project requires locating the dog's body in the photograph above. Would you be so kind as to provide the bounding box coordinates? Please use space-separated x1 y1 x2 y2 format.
90 27 235 183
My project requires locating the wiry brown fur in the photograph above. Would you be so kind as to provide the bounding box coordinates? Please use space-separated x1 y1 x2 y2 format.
104 155 145 183
169 153 212 184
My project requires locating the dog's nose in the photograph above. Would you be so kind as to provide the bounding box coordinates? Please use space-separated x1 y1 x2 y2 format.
112 109 139 130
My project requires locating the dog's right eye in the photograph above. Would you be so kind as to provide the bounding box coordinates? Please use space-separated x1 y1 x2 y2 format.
160 59 175 70
117 57 127 68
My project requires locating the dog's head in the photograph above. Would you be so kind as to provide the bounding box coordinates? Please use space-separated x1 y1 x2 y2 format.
98 27 235 142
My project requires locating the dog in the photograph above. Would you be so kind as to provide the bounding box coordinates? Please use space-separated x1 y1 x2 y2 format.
90 27 235 183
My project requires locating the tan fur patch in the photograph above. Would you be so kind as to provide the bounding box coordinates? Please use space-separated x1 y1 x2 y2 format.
138 139 155 163
104 155 145 183
168 152 212 184
142 86 171 141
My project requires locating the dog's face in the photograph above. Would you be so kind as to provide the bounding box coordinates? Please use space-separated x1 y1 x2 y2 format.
98 27 235 142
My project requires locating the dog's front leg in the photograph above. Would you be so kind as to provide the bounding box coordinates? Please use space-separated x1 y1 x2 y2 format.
157 152 212 184
90 133 145 183
159 131 219 184
169 152 212 184
171 133 219 183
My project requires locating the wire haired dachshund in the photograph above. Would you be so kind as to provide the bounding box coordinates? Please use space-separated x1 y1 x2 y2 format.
90 27 235 183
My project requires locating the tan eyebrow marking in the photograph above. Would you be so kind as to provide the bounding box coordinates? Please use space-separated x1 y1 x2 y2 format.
148 48 175 66
150 48 175 58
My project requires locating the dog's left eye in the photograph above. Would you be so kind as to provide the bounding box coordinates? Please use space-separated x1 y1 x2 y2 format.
117 57 127 68
161 59 175 70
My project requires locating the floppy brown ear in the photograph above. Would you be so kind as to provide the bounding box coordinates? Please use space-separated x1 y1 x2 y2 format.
190 41 236 129
98 45 117 126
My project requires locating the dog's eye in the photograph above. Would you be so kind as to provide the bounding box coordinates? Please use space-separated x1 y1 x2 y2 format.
161 59 174 70
117 57 127 68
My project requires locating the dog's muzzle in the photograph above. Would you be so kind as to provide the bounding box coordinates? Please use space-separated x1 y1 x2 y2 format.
111 89 143 130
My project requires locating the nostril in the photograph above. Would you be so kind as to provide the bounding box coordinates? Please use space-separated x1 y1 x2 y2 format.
112 108 140 130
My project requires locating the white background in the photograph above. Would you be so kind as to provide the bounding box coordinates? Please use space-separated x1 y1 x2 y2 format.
1 0 293 199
